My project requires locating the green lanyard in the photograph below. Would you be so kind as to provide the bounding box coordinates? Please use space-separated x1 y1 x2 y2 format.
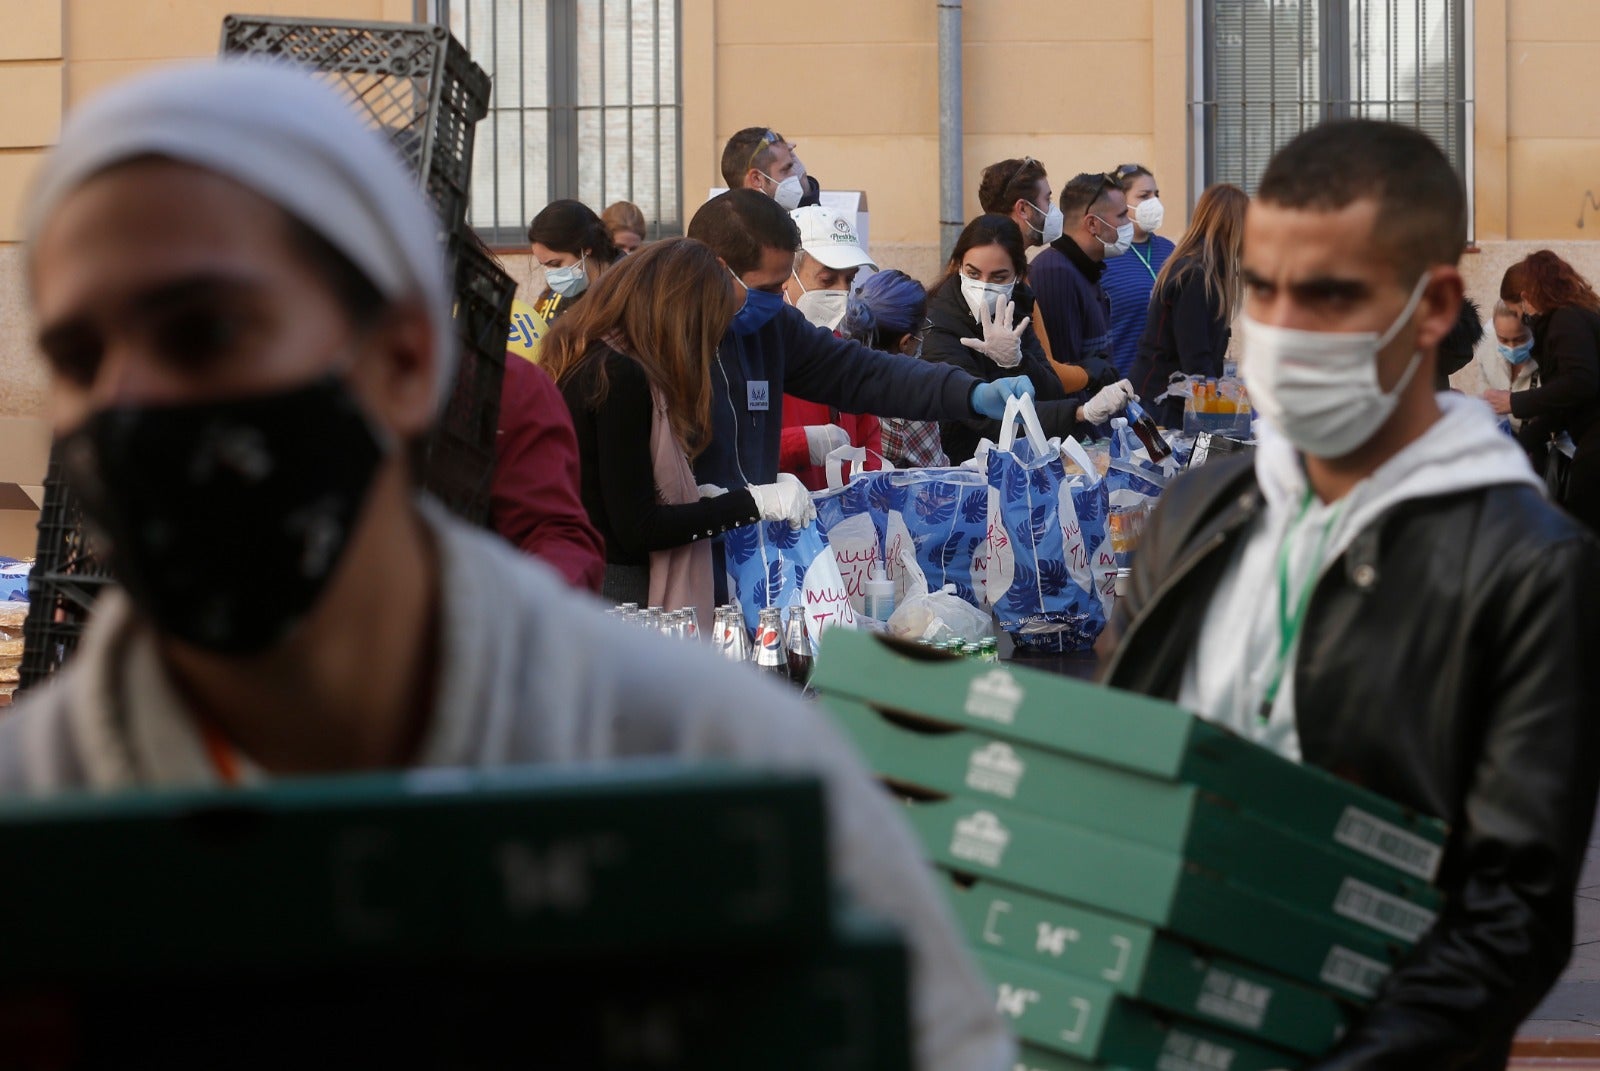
1260 487 1347 723
1131 242 1158 282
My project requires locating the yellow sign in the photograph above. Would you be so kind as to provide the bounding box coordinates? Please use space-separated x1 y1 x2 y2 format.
506 299 549 363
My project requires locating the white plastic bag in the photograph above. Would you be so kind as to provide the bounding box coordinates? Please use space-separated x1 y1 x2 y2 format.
887 584 995 645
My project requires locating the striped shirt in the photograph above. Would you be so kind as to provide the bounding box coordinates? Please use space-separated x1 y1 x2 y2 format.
1102 235 1176 376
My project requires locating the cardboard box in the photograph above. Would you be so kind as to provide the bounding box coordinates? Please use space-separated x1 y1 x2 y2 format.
907 796 1402 1002
946 877 1349 1055
0 912 912 1070
976 949 1298 1070
813 631 1447 883
0 764 831 980
825 697 1440 943
0 417 50 560
706 187 871 252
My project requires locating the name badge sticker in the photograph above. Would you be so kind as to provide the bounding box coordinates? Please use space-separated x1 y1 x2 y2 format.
747 380 770 412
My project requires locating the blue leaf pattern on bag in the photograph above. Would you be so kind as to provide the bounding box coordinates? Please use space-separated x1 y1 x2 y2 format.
766 522 800 551
1029 467 1054 496
1001 563 1039 614
914 486 958 526
725 523 760 564
960 490 988 525
1039 559 1070 597
1029 503 1054 546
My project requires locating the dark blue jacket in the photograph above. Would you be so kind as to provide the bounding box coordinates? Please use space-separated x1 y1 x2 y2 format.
694 303 981 490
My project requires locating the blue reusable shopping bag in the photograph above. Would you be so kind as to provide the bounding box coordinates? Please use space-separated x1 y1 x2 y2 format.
724 519 859 639
813 447 990 612
983 396 1109 653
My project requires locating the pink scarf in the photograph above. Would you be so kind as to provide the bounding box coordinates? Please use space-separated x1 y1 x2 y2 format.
647 385 714 635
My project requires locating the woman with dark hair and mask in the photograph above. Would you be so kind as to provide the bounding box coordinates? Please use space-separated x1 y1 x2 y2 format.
1494 250 1600 532
528 199 621 323
922 213 1135 463
1101 163 1177 377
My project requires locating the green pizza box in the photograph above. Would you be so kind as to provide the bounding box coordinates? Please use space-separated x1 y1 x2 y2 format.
945 876 1348 1055
906 795 1402 1003
975 949 1299 1070
0 911 911 1070
812 630 1447 883
824 696 1440 943
0 763 831 981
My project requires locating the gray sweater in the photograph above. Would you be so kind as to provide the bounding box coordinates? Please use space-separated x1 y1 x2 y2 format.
0 499 1012 1071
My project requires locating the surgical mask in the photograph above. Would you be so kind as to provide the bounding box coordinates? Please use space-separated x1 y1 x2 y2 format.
959 275 1015 322
1499 340 1534 365
796 288 849 331
58 374 387 654
761 167 806 212
729 269 787 335
1027 200 1065 245
1240 274 1431 459
544 253 589 298
1134 197 1165 233
1092 214 1136 257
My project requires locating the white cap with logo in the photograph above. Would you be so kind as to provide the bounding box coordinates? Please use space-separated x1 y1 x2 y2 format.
789 205 876 272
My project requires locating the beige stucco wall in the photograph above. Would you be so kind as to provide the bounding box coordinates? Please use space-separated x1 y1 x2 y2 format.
3 0 1599 423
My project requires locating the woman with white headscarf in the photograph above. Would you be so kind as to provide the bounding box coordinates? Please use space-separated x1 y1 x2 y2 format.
7 60 1013 1071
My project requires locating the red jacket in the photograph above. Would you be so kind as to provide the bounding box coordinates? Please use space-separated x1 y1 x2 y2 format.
491 356 606 592
779 396 883 492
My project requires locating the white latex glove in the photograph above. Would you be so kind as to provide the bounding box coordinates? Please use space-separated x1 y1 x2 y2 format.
960 297 1030 369
697 483 728 499
748 473 817 530
1080 379 1138 424
804 423 851 466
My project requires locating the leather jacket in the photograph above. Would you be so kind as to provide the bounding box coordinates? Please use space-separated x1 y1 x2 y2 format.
1101 454 1600 1071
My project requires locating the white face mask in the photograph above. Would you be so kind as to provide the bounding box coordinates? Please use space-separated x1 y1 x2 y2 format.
959 275 1015 322
1026 200 1065 245
796 288 849 331
762 165 806 211
1092 214 1136 257
1241 274 1431 459
1134 197 1165 233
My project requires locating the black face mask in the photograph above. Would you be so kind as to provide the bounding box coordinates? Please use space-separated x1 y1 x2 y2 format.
59 375 387 655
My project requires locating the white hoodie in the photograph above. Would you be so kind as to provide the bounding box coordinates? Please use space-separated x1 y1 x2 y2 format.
1178 393 1544 760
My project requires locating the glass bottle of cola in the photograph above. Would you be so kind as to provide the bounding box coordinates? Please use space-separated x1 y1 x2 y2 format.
753 607 789 678
784 606 814 686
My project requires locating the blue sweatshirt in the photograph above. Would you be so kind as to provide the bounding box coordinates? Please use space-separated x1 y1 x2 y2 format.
1102 234 1176 376
1029 236 1115 388
694 303 982 491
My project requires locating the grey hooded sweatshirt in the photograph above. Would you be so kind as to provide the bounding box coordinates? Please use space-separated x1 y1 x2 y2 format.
0 500 1012 1071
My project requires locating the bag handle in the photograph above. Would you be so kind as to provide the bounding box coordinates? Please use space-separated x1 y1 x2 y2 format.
825 445 896 489
825 445 868 489
1059 435 1101 484
995 392 1050 456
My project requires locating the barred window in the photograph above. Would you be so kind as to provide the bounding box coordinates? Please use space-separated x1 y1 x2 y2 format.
444 0 681 246
1192 0 1470 201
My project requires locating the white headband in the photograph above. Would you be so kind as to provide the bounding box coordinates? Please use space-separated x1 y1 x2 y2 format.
25 59 456 404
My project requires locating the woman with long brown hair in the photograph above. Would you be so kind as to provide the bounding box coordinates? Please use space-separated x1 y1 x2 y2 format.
1128 183 1249 427
1494 249 1600 532
546 238 816 618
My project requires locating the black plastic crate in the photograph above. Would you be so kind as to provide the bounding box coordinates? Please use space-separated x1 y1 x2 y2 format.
219 15 491 235
419 229 514 526
19 449 115 693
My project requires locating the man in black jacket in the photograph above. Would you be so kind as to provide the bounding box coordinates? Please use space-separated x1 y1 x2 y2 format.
1102 119 1600 1070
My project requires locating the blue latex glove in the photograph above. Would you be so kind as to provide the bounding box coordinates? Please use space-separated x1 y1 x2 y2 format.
970 376 1036 419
